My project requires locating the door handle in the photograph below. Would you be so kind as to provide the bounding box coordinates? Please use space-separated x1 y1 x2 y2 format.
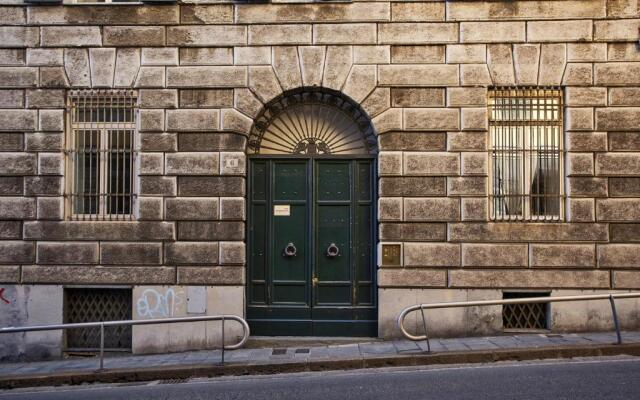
283 242 297 257
326 243 340 258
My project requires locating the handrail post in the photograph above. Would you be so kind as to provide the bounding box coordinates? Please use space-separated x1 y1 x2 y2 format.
609 295 622 345
420 305 431 353
99 322 105 370
221 317 225 365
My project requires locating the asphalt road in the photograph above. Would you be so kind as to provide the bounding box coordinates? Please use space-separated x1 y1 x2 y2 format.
2 357 639 400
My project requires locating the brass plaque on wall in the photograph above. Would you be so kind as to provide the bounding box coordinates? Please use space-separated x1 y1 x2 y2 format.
381 244 401 266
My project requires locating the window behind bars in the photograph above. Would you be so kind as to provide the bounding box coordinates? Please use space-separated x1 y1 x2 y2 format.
488 87 564 222
66 90 137 220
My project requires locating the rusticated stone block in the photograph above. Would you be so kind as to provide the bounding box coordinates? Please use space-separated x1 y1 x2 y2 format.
353 45 389 64
0 89 24 108
530 244 595 267
234 46 271 66
392 2 444 21
343 65 377 103
177 266 244 285
595 153 640 175
28 5 178 25
378 23 458 44
37 197 63 220
41 27 101 47
221 108 253 134
298 46 325 86
166 198 219 220
568 43 607 62
567 177 608 197
379 177 446 197
391 45 444 64
138 109 164 132
613 271 640 289
0 197 35 219
449 223 609 242
22 266 175 285
177 221 244 241
378 269 446 288
565 87 607 106
248 66 283 103
609 132 640 151
608 43 640 61
178 176 245 197
404 198 460 221
596 199 640 221
180 48 232 66
166 153 219 175
0 134 22 151
323 45 353 90
26 89 64 108
139 89 177 109
140 176 176 196
138 197 163 221
461 152 487 175
142 48 178 66
448 132 487 151
272 46 302 90
446 44 486 64
0 67 37 88
449 270 610 289
0 6 25 25
487 44 515 85
0 177 22 195
611 224 640 243
379 64 458 86
114 48 140 88
219 241 245 265
166 109 219 132
0 221 21 239
610 178 640 197
25 133 62 152
24 176 61 196
178 133 245 152
180 89 233 108
460 64 492 85
514 44 540 85
609 88 640 106
528 20 593 42
378 151 402 176
24 222 175 241
219 152 245 176
379 222 446 241
567 153 594 176
448 177 486 196
89 48 116 88
404 243 460 267
220 198 245 221
568 198 595 222
101 242 162 265
563 63 593 86
460 22 525 43
0 27 38 48
372 108 402 134
361 87 390 118
538 44 566 85
167 66 246 88
403 152 459 175
0 153 36 175
595 63 640 85
0 49 24 66
378 197 402 221
36 242 98 265
165 242 219 265
598 244 640 267
0 266 19 283
447 88 486 107
168 26 245 46
461 198 487 221
140 133 176 152
567 132 607 152
596 108 640 131
249 24 311 45
103 26 165 47
135 67 165 88
594 19 639 41
462 244 527 267
181 4 233 24
391 88 444 107
39 110 64 132
404 108 460 131
0 110 36 131
0 241 33 264
379 132 446 151
461 108 487 131
447 0 606 20
237 3 389 23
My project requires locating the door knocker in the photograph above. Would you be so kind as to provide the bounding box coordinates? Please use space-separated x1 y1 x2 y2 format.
283 242 297 257
326 243 340 258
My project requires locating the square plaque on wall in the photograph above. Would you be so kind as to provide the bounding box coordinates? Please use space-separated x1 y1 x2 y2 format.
380 243 402 266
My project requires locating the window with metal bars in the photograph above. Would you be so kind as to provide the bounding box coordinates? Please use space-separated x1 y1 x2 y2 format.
488 87 564 222
66 90 137 221
502 292 550 331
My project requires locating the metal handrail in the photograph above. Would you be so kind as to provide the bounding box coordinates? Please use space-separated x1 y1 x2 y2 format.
398 292 640 352
0 314 250 369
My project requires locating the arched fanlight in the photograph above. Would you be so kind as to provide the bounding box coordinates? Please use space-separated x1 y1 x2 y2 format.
248 88 377 155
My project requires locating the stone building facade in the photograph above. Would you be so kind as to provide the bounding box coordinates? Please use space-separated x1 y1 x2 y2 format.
0 0 639 359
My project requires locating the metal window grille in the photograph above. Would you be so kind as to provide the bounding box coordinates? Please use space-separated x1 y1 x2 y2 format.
502 292 549 330
64 288 132 351
66 90 137 221
488 87 564 222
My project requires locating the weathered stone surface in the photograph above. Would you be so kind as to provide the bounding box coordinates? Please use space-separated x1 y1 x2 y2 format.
608 43 640 61
24 222 175 241
379 177 446 197
460 22 525 43
101 242 162 265
237 3 389 23
611 224 640 242
448 0 606 20
221 108 252 134
140 133 177 152
461 152 487 175
528 20 593 42
538 44 567 85
103 26 165 47
114 48 140 88
142 48 178 66
181 4 233 24
178 176 245 197
379 222 446 241
139 89 177 109
378 197 402 221
272 46 302 91
0 241 33 264
353 45 390 64
219 241 245 265
609 132 640 151
594 19 640 41
219 152 246 175
166 110 219 132
179 133 245 152
446 44 486 64
0 221 21 240
379 23 458 44
36 242 98 265
179 90 232 110
568 43 607 61
378 151 402 175
177 221 244 241
596 199 640 221
0 27 38 48
0 176 22 195
461 108 488 131
514 44 540 85
342 65 376 103
568 198 595 222
598 244 640 267
609 88 640 106
567 132 608 152
64 49 90 87
610 177 640 197
460 64 492 85
487 44 515 85
248 66 282 103
404 109 460 131
461 198 487 221
361 87 390 117
596 153 640 175
37 197 63 220
0 89 24 108
179 48 233 66
0 49 25 66
0 265 19 283
24 176 61 196
22 266 175 285
165 242 219 265
404 243 460 267
462 244 528 267
0 153 36 175
448 132 487 152
166 152 219 175
41 27 101 47
530 244 595 267
167 66 247 88
89 48 116 87
613 271 640 289
25 133 62 152
378 269 446 287
177 266 244 285
448 177 486 196
595 63 640 85
566 108 594 131
372 108 402 134
404 152 459 175
449 270 609 288
449 223 609 242
596 108 640 131
299 46 325 86
0 6 25 25
567 177 608 197
0 67 38 88
38 110 63 132
392 2 444 21
234 46 270 66
138 197 163 221
26 89 64 108
0 110 36 131
314 23 376 44
168 26 246 46
28 5 178 25
563 63 593 86
391 45 444 63
391 88 444 107
404 198 460 221
249 25 311 45
566 87 607 106
220 197 245 220
39 153 62 175
140 176 175 196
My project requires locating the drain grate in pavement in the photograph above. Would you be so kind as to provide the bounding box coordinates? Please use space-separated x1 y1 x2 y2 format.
159 378 188 385
295 348 310 354
272 348 287 355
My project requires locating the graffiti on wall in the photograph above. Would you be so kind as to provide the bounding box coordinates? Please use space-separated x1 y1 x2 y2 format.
136 288 182 319
0 288 9 304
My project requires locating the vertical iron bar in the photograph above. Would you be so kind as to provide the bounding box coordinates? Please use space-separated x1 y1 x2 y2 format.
221 318 225 365
609 295 622 345
420 305 431 353
99 322 105 370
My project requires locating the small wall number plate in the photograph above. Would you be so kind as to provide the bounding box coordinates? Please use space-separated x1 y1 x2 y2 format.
380 243 402 266
274 205 290 216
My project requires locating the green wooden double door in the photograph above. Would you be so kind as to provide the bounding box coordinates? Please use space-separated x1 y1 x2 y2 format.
247 158 377 336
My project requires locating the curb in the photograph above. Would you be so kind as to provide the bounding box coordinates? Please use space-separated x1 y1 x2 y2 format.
2 342 640 390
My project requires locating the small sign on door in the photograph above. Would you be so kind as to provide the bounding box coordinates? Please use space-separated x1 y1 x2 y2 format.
274 205 290 216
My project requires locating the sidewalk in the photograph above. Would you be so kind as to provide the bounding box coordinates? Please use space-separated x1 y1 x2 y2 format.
2 331 640 389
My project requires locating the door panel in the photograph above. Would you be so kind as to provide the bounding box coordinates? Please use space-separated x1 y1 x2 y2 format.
247 158 376 336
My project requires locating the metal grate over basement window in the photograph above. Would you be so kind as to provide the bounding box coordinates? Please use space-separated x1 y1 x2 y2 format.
488 87 564 222
64 288 132 351
502 292 550 331
66 90 137 221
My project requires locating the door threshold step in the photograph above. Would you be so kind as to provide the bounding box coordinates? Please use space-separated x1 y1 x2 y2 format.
245 336 382 349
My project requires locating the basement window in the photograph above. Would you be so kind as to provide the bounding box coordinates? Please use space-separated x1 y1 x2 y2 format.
502 292 550 331
66 90 137 221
